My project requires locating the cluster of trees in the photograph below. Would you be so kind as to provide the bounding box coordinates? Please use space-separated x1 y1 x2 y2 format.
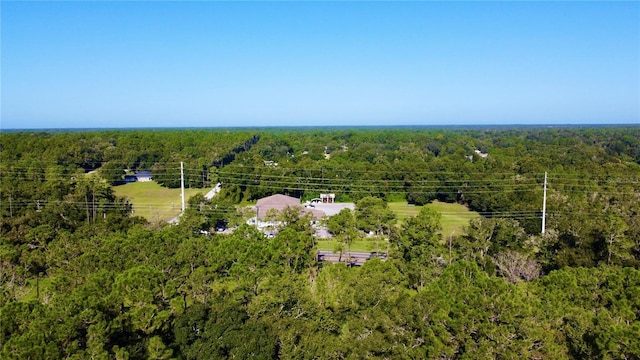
2 212 638 359
1 126 639 358
0 130 259 190
217 128 638 230
215 127 640 266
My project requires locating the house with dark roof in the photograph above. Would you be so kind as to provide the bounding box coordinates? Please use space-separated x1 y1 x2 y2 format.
134 171 153 182
124 171 153 183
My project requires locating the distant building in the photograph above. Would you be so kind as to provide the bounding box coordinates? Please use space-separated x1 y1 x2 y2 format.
135 171 153 182
253 194 326 228
320 193 336 203
474 149 489 158
125 171 153 183
255 194 301 220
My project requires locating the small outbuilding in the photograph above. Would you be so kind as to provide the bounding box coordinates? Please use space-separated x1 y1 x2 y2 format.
136 171 153 182
129 171 153 182
320 193 336 203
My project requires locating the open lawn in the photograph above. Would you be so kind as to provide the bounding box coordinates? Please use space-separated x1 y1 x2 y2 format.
112 181 205 222
317 201 479 251
389 201 480 237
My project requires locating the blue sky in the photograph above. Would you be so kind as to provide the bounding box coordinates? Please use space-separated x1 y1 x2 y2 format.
1 1 638 129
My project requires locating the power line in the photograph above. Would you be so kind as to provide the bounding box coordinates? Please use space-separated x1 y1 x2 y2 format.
3 160 637 181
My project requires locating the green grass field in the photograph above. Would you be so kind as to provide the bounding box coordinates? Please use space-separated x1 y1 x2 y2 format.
389 201 480 237
111 182 479 243
317 201 479 251
112 181 205 222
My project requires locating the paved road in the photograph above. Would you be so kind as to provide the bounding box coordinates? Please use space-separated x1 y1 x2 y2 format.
204 183 222 200
317 250 387 266
169 183 221 224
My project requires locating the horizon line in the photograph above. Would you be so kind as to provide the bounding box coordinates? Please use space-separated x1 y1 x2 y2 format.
2 123 640 133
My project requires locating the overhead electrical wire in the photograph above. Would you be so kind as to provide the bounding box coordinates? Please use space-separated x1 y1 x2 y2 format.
2 161 637 223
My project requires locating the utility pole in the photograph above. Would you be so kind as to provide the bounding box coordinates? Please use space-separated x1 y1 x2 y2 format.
181 162 185 215
542 171 547 234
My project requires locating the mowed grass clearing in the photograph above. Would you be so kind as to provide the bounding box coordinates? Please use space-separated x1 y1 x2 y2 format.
112 181 205 222
389 201 480 237
317 201 480 251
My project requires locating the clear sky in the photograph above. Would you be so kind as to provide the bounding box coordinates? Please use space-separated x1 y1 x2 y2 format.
1 1 638 129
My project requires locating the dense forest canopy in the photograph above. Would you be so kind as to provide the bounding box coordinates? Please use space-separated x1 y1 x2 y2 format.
1 126 639 359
